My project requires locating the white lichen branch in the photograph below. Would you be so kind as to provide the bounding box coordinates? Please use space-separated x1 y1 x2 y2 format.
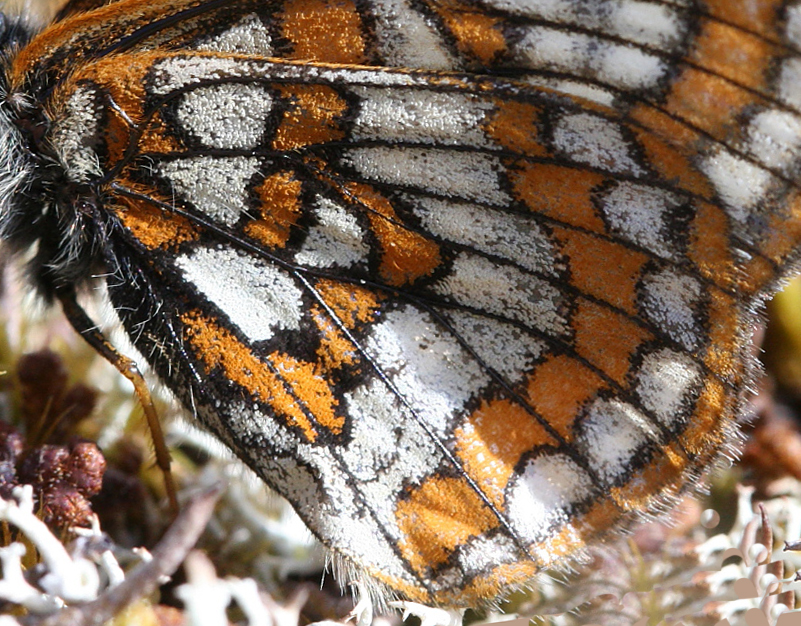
0 542 63 614
0 485 98 606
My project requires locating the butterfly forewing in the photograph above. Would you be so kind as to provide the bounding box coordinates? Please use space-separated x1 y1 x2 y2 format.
0 0 800 608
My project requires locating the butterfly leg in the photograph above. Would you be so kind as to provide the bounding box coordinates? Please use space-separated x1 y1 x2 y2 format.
56 286 179 516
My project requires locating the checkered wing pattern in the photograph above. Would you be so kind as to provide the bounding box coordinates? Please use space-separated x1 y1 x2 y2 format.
1 0 800 606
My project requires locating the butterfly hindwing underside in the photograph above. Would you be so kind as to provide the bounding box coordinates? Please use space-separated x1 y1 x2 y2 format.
0 0 800 606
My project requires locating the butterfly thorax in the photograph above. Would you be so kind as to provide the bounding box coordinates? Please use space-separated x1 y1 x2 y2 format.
0 34 108 301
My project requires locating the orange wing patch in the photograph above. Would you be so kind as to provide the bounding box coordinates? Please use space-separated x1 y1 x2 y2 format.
343 182 442 286
182 310 344 442
245 171 305 249
525 355 606 443
280 0 367 63
273 84 349 151
396 475 500 574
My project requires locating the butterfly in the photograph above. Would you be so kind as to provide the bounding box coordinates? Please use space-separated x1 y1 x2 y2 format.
0 0 798 609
